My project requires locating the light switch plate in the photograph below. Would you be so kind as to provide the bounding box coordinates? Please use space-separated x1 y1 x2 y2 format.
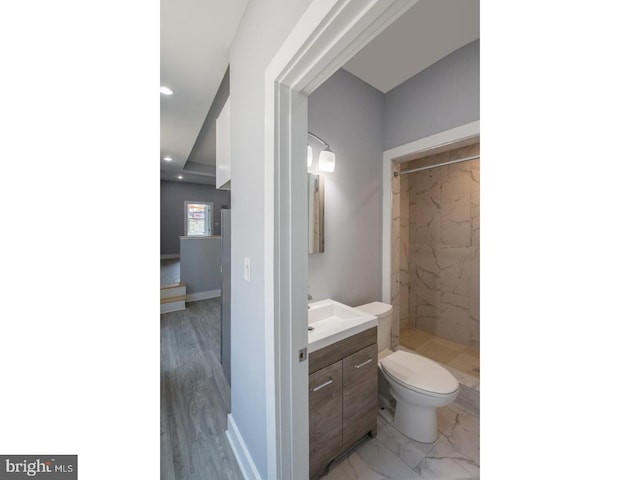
243 257 251 282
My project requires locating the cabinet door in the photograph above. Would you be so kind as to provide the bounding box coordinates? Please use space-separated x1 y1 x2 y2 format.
309 360 343 478
342 344 378 447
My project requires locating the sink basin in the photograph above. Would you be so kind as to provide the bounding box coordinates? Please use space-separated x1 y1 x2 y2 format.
307 298 377 353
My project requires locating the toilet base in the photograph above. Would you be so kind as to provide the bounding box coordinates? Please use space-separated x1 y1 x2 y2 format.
378 358 458 444
379 392 439 444
391 394 438 443
378 392 438 443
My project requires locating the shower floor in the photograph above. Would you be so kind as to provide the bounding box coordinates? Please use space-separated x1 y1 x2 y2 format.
399 327 480 379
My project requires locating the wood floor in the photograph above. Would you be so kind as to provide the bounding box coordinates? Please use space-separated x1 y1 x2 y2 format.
161 298 243 480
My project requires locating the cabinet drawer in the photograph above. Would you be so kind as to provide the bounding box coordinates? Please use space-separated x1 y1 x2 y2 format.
309 327 377 374
342 344 378 447
309 360 343 477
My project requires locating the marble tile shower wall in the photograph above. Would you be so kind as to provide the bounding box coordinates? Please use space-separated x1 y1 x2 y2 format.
390 162 406 349
396 144 480 348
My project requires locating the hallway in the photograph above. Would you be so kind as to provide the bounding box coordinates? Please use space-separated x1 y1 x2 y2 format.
160 298 242 480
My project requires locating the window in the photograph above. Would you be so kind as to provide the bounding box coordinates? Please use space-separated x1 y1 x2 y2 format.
184 201 213 236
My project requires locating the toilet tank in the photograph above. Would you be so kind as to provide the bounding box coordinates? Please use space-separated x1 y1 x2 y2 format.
355 302 393 351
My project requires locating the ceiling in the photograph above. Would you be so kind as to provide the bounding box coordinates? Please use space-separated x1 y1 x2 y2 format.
160 0 248 185
160 0 479 185
342 0 479 93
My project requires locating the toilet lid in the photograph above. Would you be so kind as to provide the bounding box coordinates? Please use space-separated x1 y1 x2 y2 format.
380 351 458 395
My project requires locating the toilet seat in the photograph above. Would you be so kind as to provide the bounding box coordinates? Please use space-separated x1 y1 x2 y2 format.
379 350 458 396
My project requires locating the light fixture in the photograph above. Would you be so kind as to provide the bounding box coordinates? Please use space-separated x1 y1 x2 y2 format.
160 85 174 95
307 132 336 172
318 148 335 172
163 156 173 162
178 175 183 179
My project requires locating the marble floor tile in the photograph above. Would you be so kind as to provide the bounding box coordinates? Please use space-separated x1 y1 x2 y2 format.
399 328 433 351
416 338 464 364
354 438 423 480
412 406 479 479
454 384 480 416
329 406 480 480
414 455 479 480
321 451 389 480
413 435 479 480
448 353 480 378
436 407 480 464
462 346 479 358
429 336 467 353
375 414 435 469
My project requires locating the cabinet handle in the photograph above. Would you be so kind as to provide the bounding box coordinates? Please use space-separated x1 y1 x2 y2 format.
312 379 333 392
354 358 373 369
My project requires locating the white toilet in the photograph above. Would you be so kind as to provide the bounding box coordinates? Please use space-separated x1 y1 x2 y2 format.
355 302 459 443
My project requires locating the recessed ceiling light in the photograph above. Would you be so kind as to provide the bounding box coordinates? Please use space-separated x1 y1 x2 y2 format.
160 86 173 95
163 156 172 162
178 175 183 179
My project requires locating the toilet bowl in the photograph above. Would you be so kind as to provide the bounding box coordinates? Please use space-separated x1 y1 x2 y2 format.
355 302 459 443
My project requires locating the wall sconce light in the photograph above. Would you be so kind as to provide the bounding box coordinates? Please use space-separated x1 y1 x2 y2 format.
307 132 336 172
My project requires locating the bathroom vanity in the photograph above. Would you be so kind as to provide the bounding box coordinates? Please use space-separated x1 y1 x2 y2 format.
308 327 378 478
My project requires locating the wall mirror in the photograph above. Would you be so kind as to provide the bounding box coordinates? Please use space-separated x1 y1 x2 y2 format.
308 173 325 253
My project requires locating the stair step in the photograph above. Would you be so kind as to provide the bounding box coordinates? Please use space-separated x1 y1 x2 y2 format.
161 294 187 304
161 299 185 314
160 281 186 313
161 283 186 300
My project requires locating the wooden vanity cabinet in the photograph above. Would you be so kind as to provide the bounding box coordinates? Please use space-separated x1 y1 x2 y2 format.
308 327 378 479
342 343 378 447
309 361 343 477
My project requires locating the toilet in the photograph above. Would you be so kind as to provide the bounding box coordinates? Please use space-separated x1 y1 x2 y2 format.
355 302 459 443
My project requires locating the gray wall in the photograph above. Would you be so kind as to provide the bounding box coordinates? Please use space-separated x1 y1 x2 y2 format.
308 69 385 306
307 40 479 306
179 237 222 295
384 40 479 150
160 180 230 255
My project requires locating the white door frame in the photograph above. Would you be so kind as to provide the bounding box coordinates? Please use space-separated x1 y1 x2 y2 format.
381 120 481 303
264 1 418 478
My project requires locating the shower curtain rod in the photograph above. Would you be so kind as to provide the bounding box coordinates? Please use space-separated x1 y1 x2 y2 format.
394 154 480 176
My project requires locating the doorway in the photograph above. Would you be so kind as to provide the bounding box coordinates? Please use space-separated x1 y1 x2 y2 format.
267 1 422 478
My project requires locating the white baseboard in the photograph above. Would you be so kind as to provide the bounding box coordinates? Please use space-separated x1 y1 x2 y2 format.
161 253 180 260
186 289 221 302
226 413 262 480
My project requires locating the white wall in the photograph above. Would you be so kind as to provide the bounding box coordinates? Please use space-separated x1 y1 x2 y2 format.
308 69 385 306
228 1 313 478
